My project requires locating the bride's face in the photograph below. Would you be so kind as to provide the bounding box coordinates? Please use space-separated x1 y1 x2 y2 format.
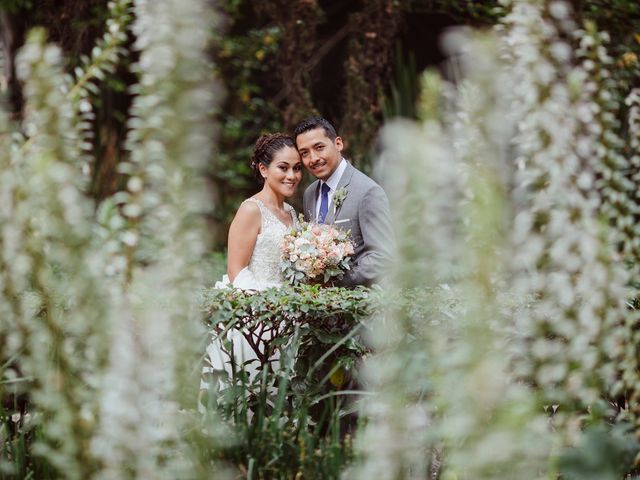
259 146 303 198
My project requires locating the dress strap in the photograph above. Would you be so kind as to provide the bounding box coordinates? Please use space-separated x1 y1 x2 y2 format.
243 198 269 212
243 197 262 208
284 202 297 224
244 198 295 228
242 198 266 230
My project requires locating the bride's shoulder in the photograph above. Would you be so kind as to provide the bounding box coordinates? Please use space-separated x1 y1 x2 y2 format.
232 198 262 223
228 198 262 238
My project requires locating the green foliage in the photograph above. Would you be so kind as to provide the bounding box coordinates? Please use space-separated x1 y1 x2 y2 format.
577 1 640 43
67 0 132 170
199 0 640 247
340 0 404 169
382 44 419 120
407 0 505 24
558 423 640 480
213 3 285 244
0 0 32 13
200 284 371 477
201 283 372 384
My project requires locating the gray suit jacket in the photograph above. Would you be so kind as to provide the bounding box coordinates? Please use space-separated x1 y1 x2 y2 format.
303 161 394 287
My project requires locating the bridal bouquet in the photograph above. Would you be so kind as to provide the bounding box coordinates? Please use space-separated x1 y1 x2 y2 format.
281 221 354 285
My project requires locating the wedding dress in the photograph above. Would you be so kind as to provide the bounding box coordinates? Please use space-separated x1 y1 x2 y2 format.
201 199 297 400
219 198 297 290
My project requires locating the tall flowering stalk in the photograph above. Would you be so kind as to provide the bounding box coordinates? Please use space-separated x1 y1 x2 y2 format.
348 71 463 479
0 58 30 424
0 29 111 478
576 23 640 271
435 31 554 479
501 0 629 435
90 0 219 477
352 37 554 477
625 89 640 277
575 25 640 443
377 73 464 288
618 87 640 440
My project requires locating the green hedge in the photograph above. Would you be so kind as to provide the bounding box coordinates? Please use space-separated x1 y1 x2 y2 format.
198 284 373 478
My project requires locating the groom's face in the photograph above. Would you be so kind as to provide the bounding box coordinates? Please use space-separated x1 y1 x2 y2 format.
296 128 343 181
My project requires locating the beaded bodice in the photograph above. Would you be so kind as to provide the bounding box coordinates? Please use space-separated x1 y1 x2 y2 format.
244 198 297 287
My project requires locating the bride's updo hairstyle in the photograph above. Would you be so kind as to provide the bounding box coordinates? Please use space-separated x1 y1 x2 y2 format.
250 133 296 184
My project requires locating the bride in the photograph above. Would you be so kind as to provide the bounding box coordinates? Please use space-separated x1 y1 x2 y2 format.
201 133 302 400
225 133 301 289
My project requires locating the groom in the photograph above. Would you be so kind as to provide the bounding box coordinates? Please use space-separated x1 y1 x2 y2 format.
294 117 394 287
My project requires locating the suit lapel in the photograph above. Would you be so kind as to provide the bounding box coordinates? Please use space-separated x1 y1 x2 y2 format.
324 162 354 225
307 180 320 221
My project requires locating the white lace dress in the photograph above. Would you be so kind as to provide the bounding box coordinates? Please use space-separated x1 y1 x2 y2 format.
201 199 297 398
230 198 297 290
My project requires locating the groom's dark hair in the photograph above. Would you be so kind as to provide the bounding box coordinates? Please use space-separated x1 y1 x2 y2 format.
293 117 338 141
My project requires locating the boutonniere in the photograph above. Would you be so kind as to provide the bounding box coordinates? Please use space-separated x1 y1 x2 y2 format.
333 187 348 214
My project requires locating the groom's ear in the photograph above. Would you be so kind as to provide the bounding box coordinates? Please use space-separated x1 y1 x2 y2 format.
334 136 344 152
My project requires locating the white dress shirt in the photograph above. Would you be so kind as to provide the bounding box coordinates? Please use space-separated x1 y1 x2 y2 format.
315 158 348 220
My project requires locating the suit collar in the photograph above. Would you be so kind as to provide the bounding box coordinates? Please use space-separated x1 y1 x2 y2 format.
323 157 349 191
323 161 354 224
334 160 354 190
